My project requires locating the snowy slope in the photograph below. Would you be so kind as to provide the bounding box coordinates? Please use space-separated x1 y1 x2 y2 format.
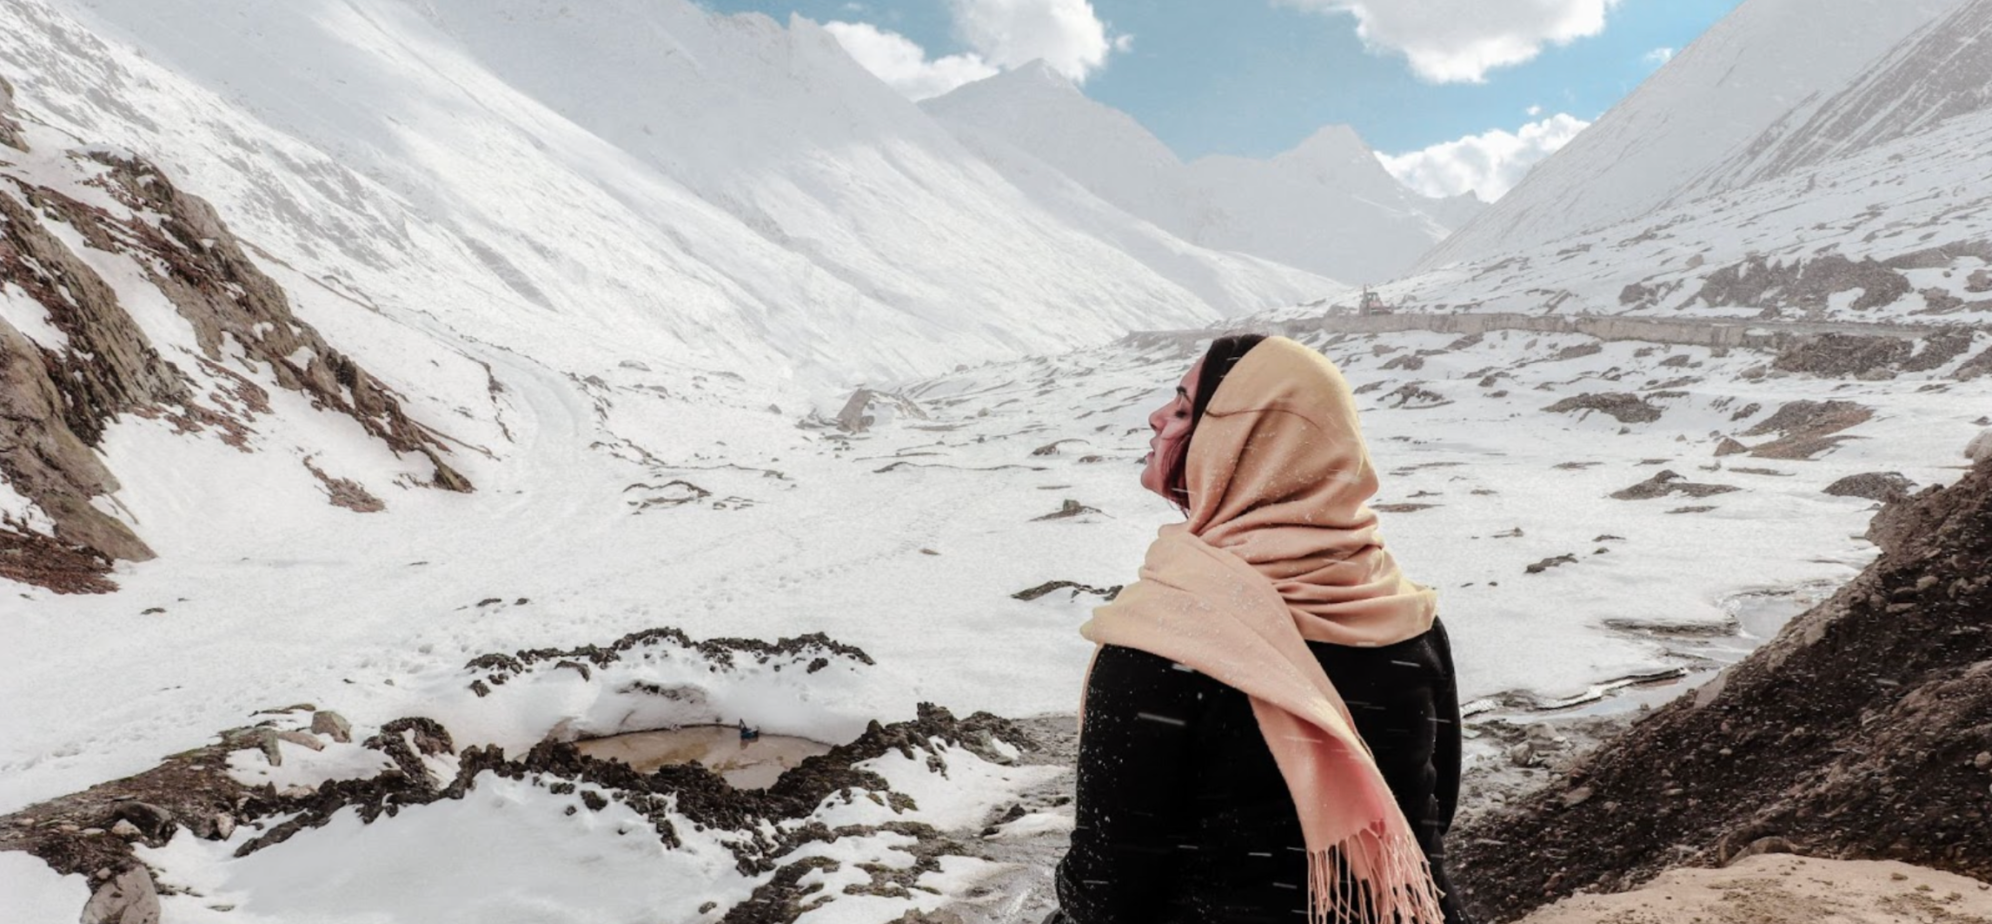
924 64 1473 283
1282 96 1992 327
1421 0 1972 269
1680 0 1992 199
1 0 1327 387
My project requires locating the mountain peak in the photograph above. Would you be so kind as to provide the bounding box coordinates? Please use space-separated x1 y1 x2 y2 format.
1287 124 1375 159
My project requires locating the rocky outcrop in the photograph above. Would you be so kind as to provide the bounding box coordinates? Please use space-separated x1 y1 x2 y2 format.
1696 254 1913 316
1772 332 1913 377
0 75 22 151
1740 398 1873 459
1451 454 1992 922
1541 393 1662 424
1 117 472 590
1824 471 1914 503
1609 470 1739 501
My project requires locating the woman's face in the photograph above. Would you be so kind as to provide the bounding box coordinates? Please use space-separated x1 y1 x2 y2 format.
1139 357 1203 499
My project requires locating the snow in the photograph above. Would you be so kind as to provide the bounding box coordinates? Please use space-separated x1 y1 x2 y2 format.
139 781 755 924
0 0 1330 388
0 852 89 924
1424 0 1975 268
4 0 1992 920
0 280 71 351
924 63 1474 284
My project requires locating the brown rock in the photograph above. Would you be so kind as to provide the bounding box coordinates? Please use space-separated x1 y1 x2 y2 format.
1542 393 1662 424
1610 470 1739 501
81 866 159 924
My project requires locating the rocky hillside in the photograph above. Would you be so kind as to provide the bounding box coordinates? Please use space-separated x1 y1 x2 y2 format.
1 87 470 593
1451 446 1992 922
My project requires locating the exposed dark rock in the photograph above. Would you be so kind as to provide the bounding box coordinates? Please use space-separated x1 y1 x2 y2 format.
1900 329 1977 372
1714 437 1749 457
1696 254 1912 315
832 389 925 433
1610 470 1739 501
1031 499 1100 521
303 458 385 512
0 524 118 593
1381 383 1452 409
465 626 877 691
1 134 471 590
0 75 21 151
1524 554 1579 575
1956 345 1992 381
1542 393 1662 424
80 865 159 924
1012 580 1121 602
1451 455 1992 923
1741 400 1874 460
1772 333 1913 377
310 710 352 742
1823 471 1914 503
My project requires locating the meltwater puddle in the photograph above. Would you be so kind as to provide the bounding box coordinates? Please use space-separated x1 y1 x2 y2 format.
1471 581 1839 721
574 726 834 789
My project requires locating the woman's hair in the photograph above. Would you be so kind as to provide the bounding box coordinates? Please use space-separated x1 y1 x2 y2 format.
1164 332 1268 508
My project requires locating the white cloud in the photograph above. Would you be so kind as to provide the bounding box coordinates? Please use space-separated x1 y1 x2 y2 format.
1644 46 1676 66
1526 103 1543 117
951 0 1121 82
1279 0 1620 83
824 20 999 100
1376 113 1591 201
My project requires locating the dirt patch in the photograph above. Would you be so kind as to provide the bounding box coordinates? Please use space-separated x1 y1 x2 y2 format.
1450 455 1992 923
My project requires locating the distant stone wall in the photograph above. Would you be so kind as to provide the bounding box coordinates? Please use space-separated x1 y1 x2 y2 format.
1126 311 1974 352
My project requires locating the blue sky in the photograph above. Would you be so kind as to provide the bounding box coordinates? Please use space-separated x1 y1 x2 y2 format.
696 0 1745 200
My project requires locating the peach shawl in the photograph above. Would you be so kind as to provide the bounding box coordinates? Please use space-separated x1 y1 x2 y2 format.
1081 336 1443 924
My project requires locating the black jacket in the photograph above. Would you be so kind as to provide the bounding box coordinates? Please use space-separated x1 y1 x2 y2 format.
1052 618 1471 923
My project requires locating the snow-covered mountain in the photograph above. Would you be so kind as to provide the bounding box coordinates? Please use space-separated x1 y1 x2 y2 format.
1421 0 1974 269
1679 0 1992 199
0 0 1332 388
924 63 1476 284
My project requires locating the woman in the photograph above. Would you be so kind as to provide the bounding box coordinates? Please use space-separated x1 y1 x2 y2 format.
1049 334 1471 924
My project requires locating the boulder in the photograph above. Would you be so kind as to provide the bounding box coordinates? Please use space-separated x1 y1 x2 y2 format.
81 866 159 924
1822 471 1914 503
1969 429 1992 465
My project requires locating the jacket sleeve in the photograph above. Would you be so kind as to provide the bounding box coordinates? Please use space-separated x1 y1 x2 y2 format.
1429 617 1464 836
1054 643 1209 924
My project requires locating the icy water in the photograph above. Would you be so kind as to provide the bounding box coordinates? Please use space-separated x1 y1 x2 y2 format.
1555 583 1832 718
573 726 833 789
